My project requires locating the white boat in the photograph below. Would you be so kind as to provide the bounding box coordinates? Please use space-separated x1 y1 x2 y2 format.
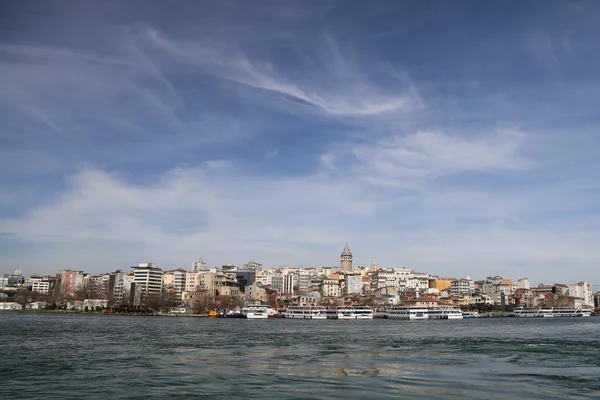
282 306 327 319
513 306 592 318
326 306 374 319
242 305 269 319
383 306 428 320
462 311 479 319
427 306 464 320
383 305 463 320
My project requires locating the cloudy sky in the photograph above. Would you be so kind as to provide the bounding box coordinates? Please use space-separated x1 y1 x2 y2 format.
1 1 600 284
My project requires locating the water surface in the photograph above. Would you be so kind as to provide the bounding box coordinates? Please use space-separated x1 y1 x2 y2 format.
1 313 599 399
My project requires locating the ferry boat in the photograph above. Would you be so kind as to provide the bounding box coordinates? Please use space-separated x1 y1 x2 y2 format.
462 311 479 319
383 306 428 320
282 306 327 319
513 306 592 318
383 306 464 320
242 305 269 319
326 306 374 319
427 306 464 320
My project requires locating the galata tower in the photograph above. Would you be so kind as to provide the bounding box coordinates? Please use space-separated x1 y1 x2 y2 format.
341 242 353 272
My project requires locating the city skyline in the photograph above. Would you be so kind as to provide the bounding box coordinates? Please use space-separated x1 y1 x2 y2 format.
2 1 600 283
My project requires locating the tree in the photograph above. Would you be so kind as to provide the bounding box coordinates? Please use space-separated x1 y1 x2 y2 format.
84 306 89 312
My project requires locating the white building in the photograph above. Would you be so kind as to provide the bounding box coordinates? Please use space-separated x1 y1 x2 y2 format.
346 275 363 295
515 278 531 290
163 270 186 300
567 282 594 307
30 279 51 294
295 269 311 294
270 274 295 294
122 276 142 306
450 277 475 296
131 263 163 299
255 274 272 287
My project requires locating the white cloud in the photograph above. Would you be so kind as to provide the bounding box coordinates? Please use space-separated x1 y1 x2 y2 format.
342 129 530 187
2 152 600 284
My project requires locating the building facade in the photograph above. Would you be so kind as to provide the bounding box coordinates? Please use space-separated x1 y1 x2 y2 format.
131 263 163 300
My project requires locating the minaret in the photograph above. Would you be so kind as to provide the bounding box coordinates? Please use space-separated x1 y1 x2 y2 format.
370 258 377 272
341 242 353 272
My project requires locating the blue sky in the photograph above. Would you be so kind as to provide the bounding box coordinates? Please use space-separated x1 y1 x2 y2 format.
1 1 600 285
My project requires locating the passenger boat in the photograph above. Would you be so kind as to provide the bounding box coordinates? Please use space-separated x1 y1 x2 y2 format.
383 306 464 320
462 311 479 319
282 306 327 319
427 306 464 320
326 306 374 319
242 305 269 319
513 306 592 318
383 306 428 320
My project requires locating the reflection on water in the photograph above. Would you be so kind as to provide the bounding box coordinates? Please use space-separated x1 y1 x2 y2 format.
1 313 599 399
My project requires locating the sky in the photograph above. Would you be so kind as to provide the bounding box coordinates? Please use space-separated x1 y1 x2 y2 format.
1 1 600 285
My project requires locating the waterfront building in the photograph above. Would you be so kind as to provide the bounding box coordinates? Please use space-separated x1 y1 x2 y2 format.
371 271 397 289
185 270 202 292
106 270 126 304
255 273 272 287
189 272 241 297
163 269 186 300
5 270 24 287
405 297 438 307
406 272 430 291
122 275 142 306
271 274 295 294
236 270 256 293
295 269 310 294
346 275 363 295
341 242 353 272
245 283 269 304
298 292 321 306
320 278 340 298
131 263 163 300
567 282 594 307
27 276 52 294
375 286 400 305
450 277 475 297
57 269 85 298
429 277 457 292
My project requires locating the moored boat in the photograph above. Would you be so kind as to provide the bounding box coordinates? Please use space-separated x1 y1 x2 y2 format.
427 306 463 320
383 306 428 320
383 305 464 320
282 306 327 319
242 305 269 319
326 306 374 319
513 306 592 318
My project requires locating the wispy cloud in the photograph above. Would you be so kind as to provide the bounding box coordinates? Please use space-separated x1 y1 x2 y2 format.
138 26 417 117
